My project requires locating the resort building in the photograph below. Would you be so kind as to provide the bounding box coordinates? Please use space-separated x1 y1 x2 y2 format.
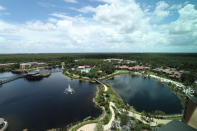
117 65 129 69
117 65 150 70
153 68 182 78
77 66 91 73
0 63 16 67
182 85 197 129
20 62 47 70
125 60 136 64
158 85 197 131
157 120 196 131
20 63 32 69
104 58 123 63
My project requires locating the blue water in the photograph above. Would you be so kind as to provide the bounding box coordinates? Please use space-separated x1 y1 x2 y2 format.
0 72 101 131
81 69 90 73
106 74 183 114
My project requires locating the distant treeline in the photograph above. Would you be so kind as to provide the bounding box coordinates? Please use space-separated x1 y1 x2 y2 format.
0 53 197 69
0 53 197 73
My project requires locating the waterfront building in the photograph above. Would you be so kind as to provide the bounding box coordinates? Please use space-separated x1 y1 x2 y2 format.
20 63 32 69
157 120 196 131
0 63 16 67
182 85 197 129
20 62 47 70
77 66 91 73
158 85 197 130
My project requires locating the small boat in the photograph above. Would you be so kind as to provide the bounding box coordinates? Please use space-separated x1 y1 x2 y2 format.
64 84 74 94
0 118 8 131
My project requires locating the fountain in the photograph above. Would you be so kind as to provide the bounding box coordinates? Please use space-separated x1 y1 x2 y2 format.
64 84 74 94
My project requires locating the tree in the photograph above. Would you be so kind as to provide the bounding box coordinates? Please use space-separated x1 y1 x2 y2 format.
94 122 104 131
181 72 195 85
120 111 130 126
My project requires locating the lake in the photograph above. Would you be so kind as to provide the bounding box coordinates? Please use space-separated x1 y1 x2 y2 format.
0 72 101 131
106 74 183 114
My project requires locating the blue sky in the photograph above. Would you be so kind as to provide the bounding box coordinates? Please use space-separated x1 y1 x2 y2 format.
0 0 197 53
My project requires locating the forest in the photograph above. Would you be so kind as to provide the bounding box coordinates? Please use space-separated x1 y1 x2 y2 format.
0 53 197 85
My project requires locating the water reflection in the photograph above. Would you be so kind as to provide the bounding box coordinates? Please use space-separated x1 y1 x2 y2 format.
0 72 101 131
106 74 182 114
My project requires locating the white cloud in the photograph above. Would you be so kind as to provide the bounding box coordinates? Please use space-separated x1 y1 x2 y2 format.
166 4 197 46
151 1 170 22
0 5 5 10
76 6 96 13
169 4 182 10
64 0 78 3
0 0 197 53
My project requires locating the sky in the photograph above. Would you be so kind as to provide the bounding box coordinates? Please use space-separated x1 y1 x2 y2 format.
0 0 197 53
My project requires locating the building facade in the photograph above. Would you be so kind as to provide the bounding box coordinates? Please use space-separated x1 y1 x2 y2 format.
182 85 197 129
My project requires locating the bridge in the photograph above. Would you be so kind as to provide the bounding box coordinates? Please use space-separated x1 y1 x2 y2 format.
95 79 105 85
0 69 63 85
0 74 27 85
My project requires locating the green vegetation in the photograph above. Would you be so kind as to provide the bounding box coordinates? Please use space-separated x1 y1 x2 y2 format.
0 53 193 130
105 84 125 109
0 53 196 86
95 85 112 125
70 84 112 131
0 63 19 72
95 122 104 131
9 54 197 84
120 111 130 126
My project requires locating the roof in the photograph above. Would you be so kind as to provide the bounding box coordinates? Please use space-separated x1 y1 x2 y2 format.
20 63 31 66
157 120 197 131
0 118 4 124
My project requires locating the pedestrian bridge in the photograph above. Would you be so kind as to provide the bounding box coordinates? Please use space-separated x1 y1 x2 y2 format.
0 74 26 85
0 69 62 85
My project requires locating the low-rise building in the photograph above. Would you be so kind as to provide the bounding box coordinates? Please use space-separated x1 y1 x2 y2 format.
128 65 150 70
104 58 123 63
117 65 150 70
117 65 129 69
153 68 182 78
77 66 91 73
0 63 16 66
20 62 47 70
182 85 197 129
20 63 32 69
158 85 197 131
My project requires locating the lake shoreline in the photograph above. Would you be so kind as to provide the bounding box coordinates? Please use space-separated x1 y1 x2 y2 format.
61 71 183 130
63 70 186 110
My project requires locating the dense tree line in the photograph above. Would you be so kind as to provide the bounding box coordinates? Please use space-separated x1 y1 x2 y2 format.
0 53 196 82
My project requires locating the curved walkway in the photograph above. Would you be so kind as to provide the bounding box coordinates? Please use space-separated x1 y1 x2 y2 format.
77 123 97 131
77 83 109 131
104 102 115 131
128 111 171 126
77 82 172 131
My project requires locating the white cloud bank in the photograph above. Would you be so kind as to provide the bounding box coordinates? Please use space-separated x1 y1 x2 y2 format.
0 0 197 53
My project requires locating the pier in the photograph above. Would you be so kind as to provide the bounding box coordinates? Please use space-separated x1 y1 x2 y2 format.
0 74 26 85
0 69 62 85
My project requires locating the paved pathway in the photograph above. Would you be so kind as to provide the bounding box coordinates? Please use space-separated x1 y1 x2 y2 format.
128 111 171 126
104 102 115 131
77 83 109 131
77 123 97 131
77 82 172 131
